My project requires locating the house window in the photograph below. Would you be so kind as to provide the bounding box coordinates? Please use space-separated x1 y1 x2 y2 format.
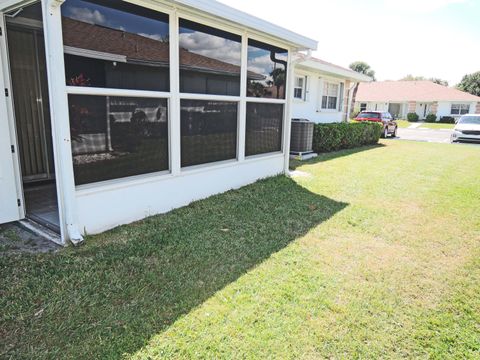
451 104 470 115
181 100 238 167
247 39 288 99
321 82 339 110
246 103 283 156
360 103 367 111
294 76 306 100
179 19 241 96
62 0 170 92
68 95 169 185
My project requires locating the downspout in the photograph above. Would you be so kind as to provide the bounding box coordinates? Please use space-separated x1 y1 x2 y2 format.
283 50 310 174
44 0 83 245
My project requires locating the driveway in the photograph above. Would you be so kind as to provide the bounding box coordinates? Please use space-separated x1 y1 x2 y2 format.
396 127 452 143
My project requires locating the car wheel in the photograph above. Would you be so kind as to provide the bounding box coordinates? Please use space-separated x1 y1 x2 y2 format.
392 127 397 138
382 127 388 138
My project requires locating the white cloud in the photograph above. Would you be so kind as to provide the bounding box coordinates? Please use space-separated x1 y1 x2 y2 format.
179 31 241 65
67 6 106 25
139 33 165 41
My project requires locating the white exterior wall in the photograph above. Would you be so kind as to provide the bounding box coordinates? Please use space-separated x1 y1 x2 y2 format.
292 69 346 123
437 101 478 118
76 155 284 234
359 102 388 112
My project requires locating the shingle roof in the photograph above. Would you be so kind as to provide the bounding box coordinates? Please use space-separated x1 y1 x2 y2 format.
62 17 263 80
356 80 480 102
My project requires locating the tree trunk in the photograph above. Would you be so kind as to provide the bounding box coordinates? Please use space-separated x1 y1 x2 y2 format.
350 83 359 118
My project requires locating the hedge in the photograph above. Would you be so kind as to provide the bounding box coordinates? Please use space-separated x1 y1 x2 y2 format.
425 113 437 123
407 112 419 122
439 116 456 124
312 122 383 153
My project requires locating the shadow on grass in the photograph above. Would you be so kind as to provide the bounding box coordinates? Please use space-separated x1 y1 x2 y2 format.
0 176 348 359
289 143 385 170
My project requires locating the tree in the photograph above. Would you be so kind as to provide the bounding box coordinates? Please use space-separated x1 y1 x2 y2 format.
349 61 375 118
270 68 285 99
457 71 480 97
400 74 448 86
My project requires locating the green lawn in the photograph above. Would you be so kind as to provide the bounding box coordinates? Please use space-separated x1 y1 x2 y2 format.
419 122 455 130
1 140 480 359
395 119 411 128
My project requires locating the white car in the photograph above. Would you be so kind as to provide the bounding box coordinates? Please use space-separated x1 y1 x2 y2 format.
451 115 480 143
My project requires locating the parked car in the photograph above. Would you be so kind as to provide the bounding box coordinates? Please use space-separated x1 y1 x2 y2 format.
354 111 397 138
451 114 480 143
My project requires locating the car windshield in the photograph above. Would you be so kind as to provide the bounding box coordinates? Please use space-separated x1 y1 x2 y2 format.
357 112 380 119
458 116 480 125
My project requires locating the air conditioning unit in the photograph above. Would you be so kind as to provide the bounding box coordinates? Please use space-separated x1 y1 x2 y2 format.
290 119 317 160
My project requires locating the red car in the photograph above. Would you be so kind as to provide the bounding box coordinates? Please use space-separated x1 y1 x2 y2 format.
355 111 398 138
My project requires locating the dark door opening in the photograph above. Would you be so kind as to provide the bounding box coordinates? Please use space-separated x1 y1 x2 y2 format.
6 2 60 233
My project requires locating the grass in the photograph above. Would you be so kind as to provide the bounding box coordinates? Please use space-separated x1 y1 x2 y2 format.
1 140 480 359
419 122 455 130
395 119 411 128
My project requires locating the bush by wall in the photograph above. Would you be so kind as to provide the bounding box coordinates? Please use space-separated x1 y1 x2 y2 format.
439 116 456 124
425 113 437 123
312 122 383 153
407 112 419 122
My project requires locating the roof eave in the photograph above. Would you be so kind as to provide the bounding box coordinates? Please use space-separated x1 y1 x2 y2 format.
171 0 318 51
297 60 373 82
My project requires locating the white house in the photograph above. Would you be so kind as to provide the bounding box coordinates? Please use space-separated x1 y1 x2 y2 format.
355 80 480 120
0 0 317 245
292 55 372 123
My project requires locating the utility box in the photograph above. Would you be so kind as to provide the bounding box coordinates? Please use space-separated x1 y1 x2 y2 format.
290 119 317 160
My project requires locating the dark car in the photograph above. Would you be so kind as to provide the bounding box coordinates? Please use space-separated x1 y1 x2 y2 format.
354 111 398 138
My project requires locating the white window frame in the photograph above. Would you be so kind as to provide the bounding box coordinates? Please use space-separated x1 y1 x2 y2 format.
450 103 470 115
59 1 291 191
293 75 306 101
318 78 341 112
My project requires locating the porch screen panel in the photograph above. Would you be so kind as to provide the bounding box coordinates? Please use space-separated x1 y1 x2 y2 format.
246 39 288 99
61 0 169 91
68 95 168 185
245 103 283 156
181 100 238 167
179 19 241 96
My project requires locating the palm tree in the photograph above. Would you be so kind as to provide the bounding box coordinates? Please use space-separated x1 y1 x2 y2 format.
270 68 285 99
349 61 375 117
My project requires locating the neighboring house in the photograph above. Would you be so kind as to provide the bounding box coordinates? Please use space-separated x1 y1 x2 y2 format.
0 0 317 245
292 55 372 123
355 81 480 120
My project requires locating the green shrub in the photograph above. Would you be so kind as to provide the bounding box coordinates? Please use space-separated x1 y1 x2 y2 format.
407 113 419 122
312 122 383 153
439 116 455 124
425 113 437 123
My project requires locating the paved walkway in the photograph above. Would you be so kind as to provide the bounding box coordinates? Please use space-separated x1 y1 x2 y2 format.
0 223 60 255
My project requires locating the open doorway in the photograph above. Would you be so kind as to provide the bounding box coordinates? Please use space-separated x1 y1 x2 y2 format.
5 2 59 233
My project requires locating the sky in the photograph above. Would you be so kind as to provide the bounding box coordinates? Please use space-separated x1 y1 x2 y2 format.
218 0 480 86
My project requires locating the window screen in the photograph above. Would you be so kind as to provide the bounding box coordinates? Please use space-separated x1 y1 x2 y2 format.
246 103 283 156
247 39 288 99
179 19 241 96
62 0 169 91
181 100 238 167
69 95 168 185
